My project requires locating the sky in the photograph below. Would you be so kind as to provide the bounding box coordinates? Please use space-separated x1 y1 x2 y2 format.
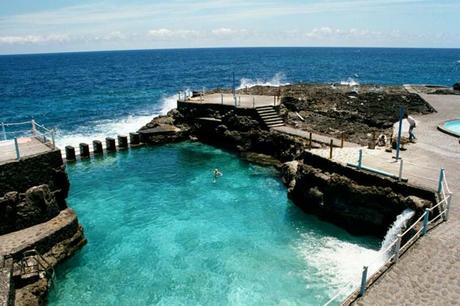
0 0 459 54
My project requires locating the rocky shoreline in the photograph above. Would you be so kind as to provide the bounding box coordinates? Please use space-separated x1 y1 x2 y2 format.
138 84 437 238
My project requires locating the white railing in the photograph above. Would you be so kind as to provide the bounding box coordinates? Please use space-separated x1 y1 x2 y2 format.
323 170 453 305
177 91 281 108
0 120 56 160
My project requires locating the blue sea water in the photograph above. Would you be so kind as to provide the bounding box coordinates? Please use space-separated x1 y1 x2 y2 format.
48 143 382 306
0 47 459 149
1 47 457 304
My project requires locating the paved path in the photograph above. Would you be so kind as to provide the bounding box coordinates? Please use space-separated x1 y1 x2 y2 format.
352 89 460 305
0 137 51 165
273 126 358 148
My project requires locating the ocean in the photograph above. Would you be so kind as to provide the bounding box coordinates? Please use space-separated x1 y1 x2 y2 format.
1 47 459 149
1 47 458 305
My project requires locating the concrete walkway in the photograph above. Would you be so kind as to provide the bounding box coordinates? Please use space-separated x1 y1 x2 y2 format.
273 126 359 148
352 90 460 305
183 93 280 109
0 137 51 165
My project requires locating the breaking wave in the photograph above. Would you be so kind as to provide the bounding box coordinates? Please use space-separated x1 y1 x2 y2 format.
297 208 415 301
339 78 360 86
237 72 289 89
55 94 178 153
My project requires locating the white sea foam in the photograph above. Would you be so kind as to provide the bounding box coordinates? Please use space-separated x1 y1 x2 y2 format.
380 208 415 254
55 93 178 152
237 72 289 89
295 208 415 300
339 78 360 87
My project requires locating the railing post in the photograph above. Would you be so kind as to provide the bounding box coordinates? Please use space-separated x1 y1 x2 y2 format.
238 96 241 107
341 132 344 148
359 266 368 297
394 234 402 262
422 209 430 236
358 149 363 170
1 122 6 141
14 137 20 160
395 106 404 160
51 129 56 149
308 132 312 150
273 95 276 106
398 159 404 181
253 97 255 108
444 193 452 221
437 168 445 193
329 139 333 159
31 119 36 136
221 93 224 104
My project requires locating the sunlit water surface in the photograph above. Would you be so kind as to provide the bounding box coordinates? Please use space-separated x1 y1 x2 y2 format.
48 142 381 305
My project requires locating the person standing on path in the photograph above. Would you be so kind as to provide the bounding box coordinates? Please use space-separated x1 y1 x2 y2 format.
404 113 417 142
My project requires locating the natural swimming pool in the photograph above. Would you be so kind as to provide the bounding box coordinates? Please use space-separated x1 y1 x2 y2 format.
48 142 383 305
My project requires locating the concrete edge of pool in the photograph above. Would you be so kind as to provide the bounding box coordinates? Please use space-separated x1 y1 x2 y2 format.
437 119 460 138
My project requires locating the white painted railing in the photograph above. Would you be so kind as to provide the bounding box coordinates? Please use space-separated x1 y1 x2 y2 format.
323 170 453 305
0 120 56 160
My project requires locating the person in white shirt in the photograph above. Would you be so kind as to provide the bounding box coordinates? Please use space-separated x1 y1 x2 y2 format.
404 113 417 142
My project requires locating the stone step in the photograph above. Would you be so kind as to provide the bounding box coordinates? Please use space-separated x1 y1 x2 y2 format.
256 106 274 110
260 114 280 119
256 109 276 114
264 118 283 123
267 123 284 128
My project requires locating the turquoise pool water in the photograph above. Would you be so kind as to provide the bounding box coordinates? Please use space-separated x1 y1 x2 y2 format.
48 142 381 305
444 119 460 135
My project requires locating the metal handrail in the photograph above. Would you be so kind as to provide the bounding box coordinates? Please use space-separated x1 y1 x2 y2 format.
323 169 453 305
1 120 56 160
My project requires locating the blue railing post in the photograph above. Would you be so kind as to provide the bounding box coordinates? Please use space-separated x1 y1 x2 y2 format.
395 106 404 160
51 129 56 149
444 193 452 221
437 168 445 193
359 266 368 297
422 209 430 236
31 119 36 136
358 149 363 169
394 234 402 262
1 122 6 141
14 137 20 160
398 159 404 181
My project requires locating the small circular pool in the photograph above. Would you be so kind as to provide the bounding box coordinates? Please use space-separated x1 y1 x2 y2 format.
438 119 460 137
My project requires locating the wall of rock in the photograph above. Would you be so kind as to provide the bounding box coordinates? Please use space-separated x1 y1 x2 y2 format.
0 150 69 235
0 150 69 209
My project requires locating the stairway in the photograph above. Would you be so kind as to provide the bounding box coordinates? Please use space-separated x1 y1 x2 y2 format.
255 106 285 128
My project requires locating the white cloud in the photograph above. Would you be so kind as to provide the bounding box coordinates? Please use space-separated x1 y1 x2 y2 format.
0 34 69 44
147 28 199 40
305 27 380 39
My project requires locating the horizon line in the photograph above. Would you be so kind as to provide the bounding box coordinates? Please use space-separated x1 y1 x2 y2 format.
1 45 460 57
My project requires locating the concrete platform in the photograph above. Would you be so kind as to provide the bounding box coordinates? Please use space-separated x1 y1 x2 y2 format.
184 93 279 109
0 138 52 165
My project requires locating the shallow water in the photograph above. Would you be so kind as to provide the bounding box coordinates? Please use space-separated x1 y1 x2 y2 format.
444 119 460 134
48 142 382 306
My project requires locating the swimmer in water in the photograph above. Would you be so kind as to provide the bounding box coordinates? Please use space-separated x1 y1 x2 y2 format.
213 168 223 182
